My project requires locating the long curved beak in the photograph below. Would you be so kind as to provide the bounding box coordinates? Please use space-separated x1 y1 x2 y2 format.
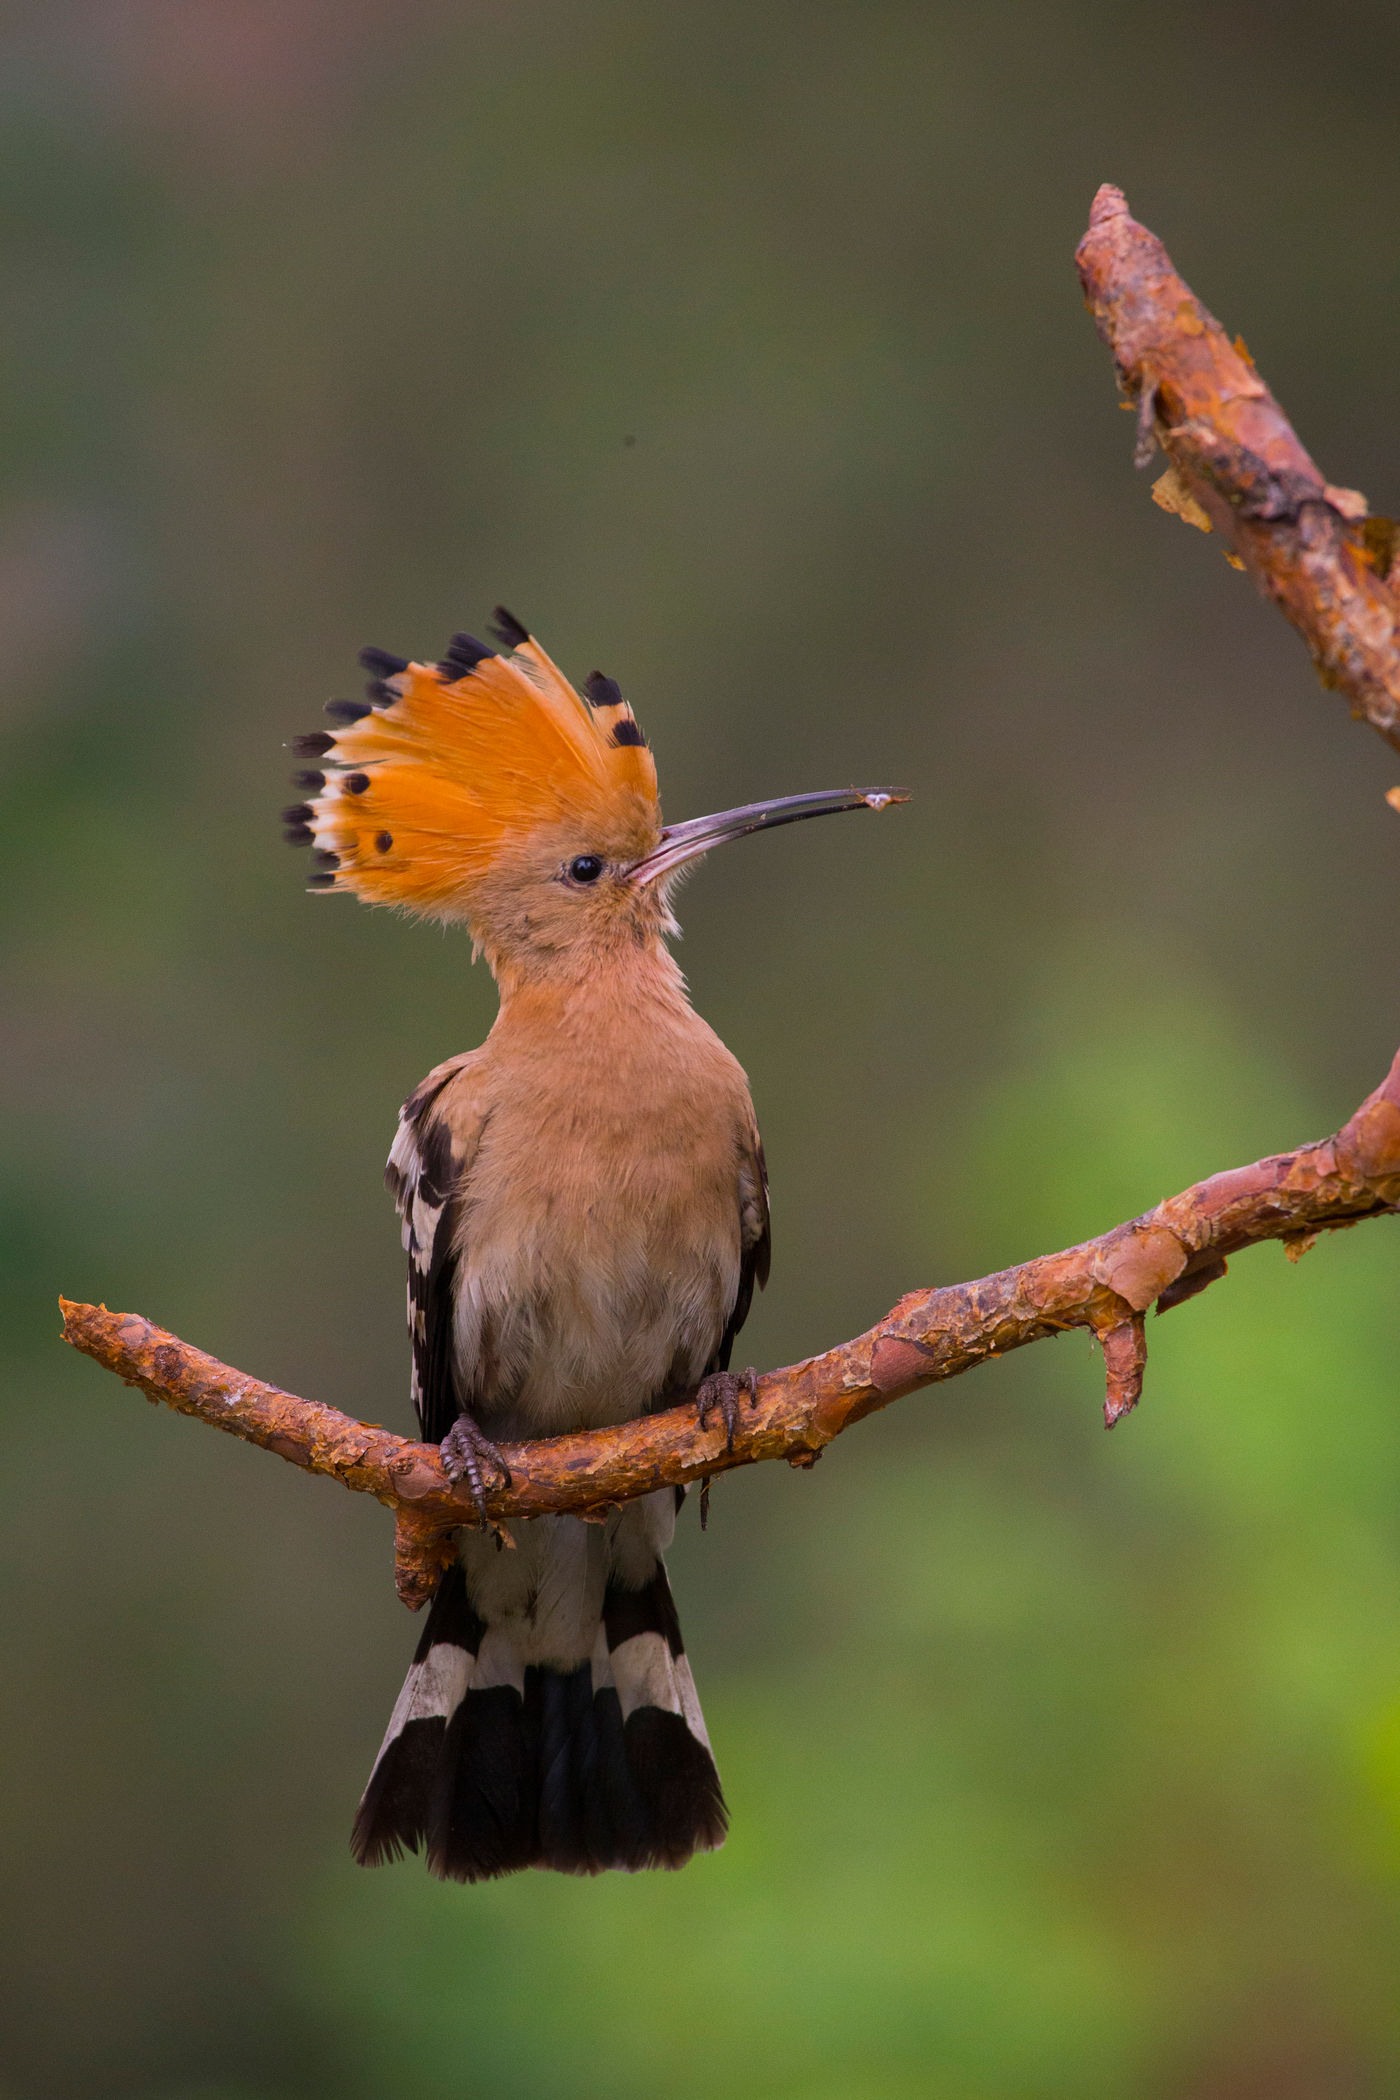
628 786 907 886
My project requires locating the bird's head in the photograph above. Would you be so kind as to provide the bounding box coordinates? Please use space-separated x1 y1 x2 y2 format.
284 609 902 981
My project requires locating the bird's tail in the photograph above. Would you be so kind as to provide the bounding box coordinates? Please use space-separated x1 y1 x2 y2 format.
351 1555 726 1880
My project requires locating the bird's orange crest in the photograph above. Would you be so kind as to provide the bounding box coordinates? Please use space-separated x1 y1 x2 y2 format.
282 609 659 919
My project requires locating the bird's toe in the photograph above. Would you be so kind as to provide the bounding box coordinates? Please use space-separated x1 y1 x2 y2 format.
440 1413 512 1523
695 1367 759 1455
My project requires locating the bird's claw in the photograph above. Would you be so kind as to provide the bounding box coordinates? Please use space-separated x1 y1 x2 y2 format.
695 1367 759 1455
440 1413 513 1525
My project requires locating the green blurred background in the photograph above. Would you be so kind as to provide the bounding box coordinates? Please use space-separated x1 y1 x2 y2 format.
5 3 1400 2094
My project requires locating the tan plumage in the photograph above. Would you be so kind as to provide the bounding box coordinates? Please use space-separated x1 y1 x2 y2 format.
284 608 897 1879
415 953 765 1442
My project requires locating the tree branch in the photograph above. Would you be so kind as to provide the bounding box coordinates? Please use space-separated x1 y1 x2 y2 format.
60 1044 1400 1606
1076 183 1400 755
61 187 1400 1608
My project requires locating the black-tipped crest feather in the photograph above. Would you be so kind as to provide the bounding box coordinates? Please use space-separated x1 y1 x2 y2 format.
439 634 493 682
584 672 623 709
359 646 409 678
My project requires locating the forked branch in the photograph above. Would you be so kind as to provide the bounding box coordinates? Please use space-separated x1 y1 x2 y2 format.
62 187 1400 1607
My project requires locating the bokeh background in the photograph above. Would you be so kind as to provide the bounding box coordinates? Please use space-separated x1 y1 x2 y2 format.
5 3 1400 2095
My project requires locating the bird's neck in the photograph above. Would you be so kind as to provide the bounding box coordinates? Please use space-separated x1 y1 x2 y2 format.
490 936 694 1036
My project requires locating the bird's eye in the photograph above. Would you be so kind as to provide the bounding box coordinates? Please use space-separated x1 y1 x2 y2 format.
567 854 605 885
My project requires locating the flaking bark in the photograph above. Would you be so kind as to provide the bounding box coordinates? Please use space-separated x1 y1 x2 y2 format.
59 1041 1400 1606
1076 184 1400 753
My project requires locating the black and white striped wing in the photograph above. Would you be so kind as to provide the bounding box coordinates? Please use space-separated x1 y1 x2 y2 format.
383 1056 486 1446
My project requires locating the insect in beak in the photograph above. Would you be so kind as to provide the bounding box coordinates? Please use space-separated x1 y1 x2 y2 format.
627 787 908 886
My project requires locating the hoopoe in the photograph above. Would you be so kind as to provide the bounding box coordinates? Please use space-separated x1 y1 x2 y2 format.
283 608 901 1881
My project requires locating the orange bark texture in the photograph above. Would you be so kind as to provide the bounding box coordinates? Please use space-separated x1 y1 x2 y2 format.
59 1043 1400 1608
1076 183 1400 751
60 187 1400 1608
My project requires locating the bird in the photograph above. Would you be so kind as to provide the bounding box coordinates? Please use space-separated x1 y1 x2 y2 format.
283 607 902 1881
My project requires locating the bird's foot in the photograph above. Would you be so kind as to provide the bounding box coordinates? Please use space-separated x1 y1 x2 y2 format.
695 1366 759 1455
440 1412 513 1525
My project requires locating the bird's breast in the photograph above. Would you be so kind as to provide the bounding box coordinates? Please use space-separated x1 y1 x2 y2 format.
451 1033 751 1438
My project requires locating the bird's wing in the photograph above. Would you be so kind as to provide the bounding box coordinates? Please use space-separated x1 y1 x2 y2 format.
384 1054 490 1445
710 1122 771 1374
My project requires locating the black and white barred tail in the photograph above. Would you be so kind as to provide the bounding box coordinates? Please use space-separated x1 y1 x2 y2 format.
352 1558 726 1880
